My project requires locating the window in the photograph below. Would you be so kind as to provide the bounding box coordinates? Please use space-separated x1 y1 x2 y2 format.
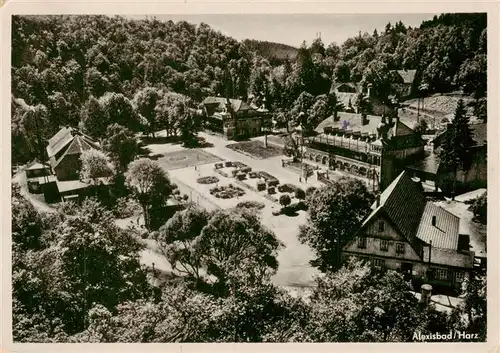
380 240 389 252
373 258 385 268
357 237 367 249
434 268 449 281
378 221 385 232
455 271 465 283
396 243 405 254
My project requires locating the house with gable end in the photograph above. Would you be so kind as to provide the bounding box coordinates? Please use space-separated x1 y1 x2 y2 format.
341 170 475 290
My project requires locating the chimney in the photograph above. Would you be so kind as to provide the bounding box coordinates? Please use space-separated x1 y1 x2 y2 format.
333 110 339 122
419 284 432 305
361 113 369 126
431 215 436 227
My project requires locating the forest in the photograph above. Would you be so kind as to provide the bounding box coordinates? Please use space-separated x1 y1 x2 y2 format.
10 13 487 342
12 13 487 165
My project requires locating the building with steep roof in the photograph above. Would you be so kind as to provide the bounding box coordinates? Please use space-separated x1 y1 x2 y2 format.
25 160 56 194
407 123 487 193
46 126 101 181
303 112 425 191
329 82 361 113
201 97 271 140
390 69 418 98
342 171 475 290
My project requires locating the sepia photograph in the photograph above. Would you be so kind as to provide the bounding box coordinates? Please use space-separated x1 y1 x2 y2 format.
4 7 494 347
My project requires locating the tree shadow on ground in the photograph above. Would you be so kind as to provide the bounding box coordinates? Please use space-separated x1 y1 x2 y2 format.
141 136 181 145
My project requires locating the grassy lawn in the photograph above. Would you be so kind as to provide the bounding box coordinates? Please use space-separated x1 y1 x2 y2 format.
157 149 223 170
226 140 283 159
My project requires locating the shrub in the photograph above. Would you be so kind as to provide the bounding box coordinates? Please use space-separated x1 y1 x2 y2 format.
257 181 267 191
279 194 292 208
268 187 276 195
259 171 275 180
173 189 181 196
57 200 79 215
289 201 308 212
278 183 297 193
232 161 248 168
182 194 189 201
210 185 245 199
197 176 219 184
469 192 487 224
249 171 258 178
231 169 239 177
225 161 233 167
267 179 280 187
241 166 252 173
306 186 318 197
236 200 265 210
236 172 246 181
295 188 306 200
215 163 223 169
113 197 140 218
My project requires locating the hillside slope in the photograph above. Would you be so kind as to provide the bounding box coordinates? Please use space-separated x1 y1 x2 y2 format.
243 39 298 64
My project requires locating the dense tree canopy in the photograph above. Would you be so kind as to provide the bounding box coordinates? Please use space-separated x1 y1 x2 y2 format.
299 177 374 271
153 207 283 297
11 14 487 343
12 193 154 341
11 14 486 166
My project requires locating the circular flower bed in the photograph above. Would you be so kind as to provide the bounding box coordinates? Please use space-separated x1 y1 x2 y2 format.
197 176 219 185
210 184 245 199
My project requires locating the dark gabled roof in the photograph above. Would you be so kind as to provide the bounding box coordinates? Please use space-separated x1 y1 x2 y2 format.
202 97 255 113
361 170 465 256
47 127 75 158
362 171 427 256
407 151 440 175
47 127 100 169
47 127 98 159
330 82 360 94
393 69 417 84
391 120 415 137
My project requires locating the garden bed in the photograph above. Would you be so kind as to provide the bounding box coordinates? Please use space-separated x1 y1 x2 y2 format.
226 141 283 159
210 184 246 199
197 176 219 185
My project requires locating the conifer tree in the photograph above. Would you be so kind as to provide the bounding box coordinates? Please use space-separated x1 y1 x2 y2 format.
439 99 475 195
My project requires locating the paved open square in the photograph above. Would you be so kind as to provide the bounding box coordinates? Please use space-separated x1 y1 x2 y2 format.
157 149 223 170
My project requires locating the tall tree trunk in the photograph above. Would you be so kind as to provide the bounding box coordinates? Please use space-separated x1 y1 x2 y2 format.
141 203 149 230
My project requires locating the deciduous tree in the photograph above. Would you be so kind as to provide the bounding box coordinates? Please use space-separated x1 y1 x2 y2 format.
133 87 163 137
299 177 373 272
80 148 115 186
125 158 173 229
81 96 108 139
103 124 140 172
